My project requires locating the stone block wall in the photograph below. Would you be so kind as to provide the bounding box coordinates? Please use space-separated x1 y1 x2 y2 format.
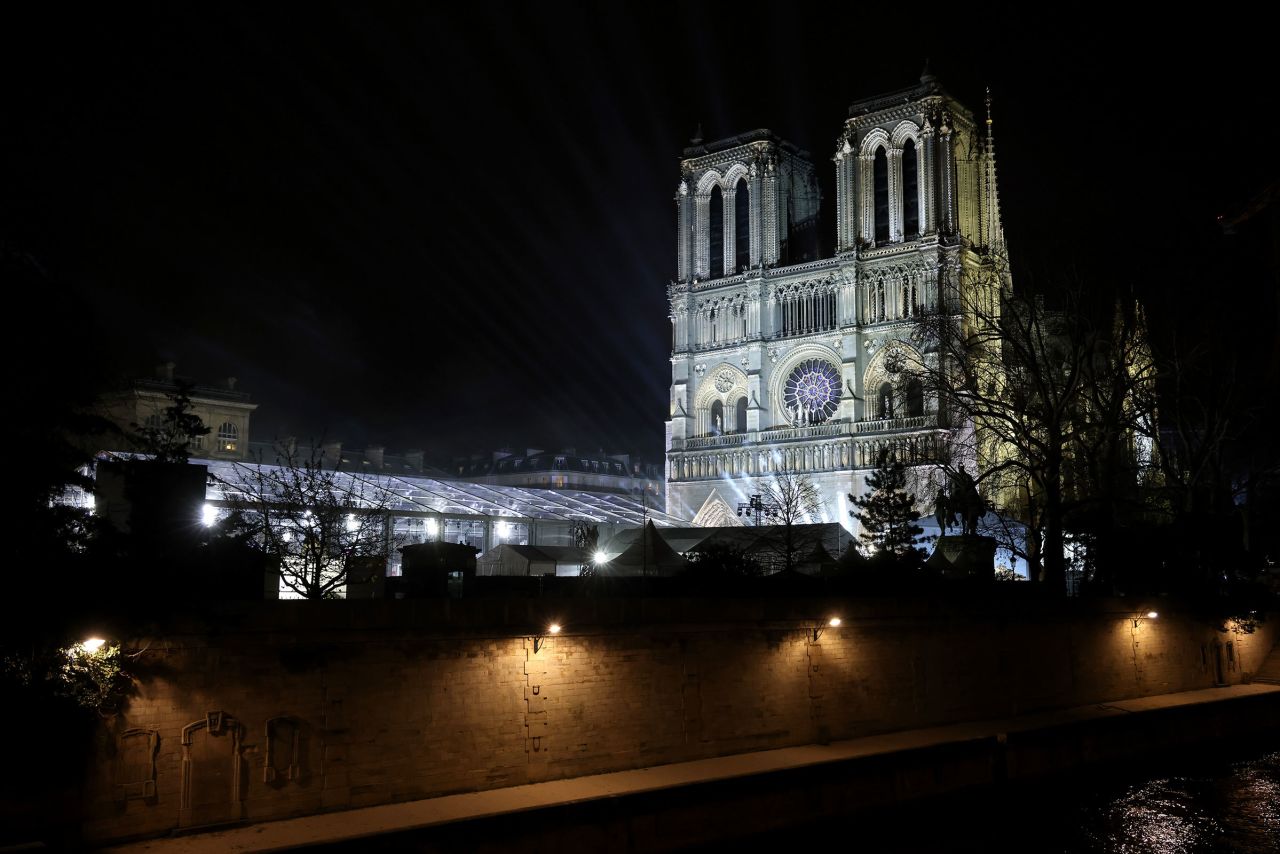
81 598 1277 843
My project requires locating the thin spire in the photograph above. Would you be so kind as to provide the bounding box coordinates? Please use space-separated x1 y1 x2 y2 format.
981 86 1006 258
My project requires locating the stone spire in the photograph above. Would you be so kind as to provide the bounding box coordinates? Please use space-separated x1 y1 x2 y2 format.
982 86 1006 253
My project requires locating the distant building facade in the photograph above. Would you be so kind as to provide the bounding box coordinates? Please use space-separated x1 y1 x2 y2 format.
99 362 257 460
453 448 663 500
665 73 1005 534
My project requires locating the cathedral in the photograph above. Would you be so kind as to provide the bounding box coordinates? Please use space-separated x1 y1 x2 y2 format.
665 72 1005 534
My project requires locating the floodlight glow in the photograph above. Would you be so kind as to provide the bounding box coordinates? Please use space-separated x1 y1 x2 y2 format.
346 513 359 532
829 617 842 628
1146 611 1159 620
80 638 106 654
548 623 561 634
202 504 217 527
496 521 510 538
593 550 607 565
426 518 439 538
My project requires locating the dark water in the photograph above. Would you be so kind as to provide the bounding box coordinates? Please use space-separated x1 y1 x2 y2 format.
782 743 1280 853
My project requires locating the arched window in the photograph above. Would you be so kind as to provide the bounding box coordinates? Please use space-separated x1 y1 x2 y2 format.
902 139 919 239
217 421 239 452
734 177 750 270
905 379 924 417
878 382 894 419
709 185 724 279
873 147 889 244
143 413 164 429
735 396 748 433
710 400 724 435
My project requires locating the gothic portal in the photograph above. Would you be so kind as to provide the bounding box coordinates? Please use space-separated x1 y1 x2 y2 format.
665 72 1006 535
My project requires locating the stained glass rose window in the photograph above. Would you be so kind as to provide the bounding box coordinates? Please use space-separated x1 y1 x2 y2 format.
783 359 840 424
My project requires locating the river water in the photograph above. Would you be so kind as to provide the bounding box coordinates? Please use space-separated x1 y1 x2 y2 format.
833 742 1280 853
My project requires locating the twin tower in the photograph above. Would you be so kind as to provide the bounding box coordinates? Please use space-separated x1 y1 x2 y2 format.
664 72 1006 530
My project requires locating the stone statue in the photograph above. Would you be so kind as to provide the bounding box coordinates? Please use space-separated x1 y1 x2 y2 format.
934 488 958 532
713 413 722 434
951 470 986 537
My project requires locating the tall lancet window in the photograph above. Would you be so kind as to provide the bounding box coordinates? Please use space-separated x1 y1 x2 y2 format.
873 147 889 244
734 177 750 270
902 139 919 239
709 185 724 279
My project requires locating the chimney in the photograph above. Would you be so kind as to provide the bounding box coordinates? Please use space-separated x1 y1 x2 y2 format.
366 445 385 470
156 362 175 382
320 440 343 470
405 449 424 472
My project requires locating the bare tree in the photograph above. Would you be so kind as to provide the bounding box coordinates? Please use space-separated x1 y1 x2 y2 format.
757 470 824 572
220 443 398 599
908 254 1156 592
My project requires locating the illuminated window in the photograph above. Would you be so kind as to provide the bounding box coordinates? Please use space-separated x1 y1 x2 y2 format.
902 138 919 239
873 147 889 244
709 184 724 278
217 422 239 452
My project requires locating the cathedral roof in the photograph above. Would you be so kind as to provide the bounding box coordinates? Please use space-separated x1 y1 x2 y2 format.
846 76 953 118
682 128 808 161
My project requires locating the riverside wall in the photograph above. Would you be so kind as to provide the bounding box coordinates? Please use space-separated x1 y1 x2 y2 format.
82 596 1277 843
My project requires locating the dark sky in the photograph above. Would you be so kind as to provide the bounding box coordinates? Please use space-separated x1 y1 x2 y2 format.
4 4 1276 463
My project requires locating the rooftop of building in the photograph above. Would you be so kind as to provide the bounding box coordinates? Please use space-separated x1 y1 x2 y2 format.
681 128 810 162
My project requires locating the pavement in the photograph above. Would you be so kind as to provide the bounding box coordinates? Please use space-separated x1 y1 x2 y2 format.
102 682 1280 853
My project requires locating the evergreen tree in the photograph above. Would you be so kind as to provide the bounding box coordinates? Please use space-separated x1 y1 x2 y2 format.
850 449 927 561
132 383 210 464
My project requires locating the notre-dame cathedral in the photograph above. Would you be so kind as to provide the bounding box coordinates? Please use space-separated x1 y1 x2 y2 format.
665 71 1005 532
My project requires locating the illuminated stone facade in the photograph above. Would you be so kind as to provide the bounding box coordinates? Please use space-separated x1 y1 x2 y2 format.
665 74 1006 532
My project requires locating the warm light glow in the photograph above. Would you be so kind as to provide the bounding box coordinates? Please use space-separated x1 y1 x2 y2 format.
80 637 106 654
1147 611 1159 620
548 623 561 634
202 503 217 527
593 550 607 565
829 617 842 627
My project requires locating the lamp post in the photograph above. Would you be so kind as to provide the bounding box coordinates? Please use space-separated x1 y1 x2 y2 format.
736 493 779 526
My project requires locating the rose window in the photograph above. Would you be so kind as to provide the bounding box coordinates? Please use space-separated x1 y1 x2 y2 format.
783 359 840 424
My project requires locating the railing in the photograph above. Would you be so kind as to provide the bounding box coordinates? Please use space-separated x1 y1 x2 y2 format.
683 432 753 450
854 415 934 433
757 422 849 442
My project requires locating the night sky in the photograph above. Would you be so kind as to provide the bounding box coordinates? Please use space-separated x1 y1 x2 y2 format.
4 5 1276 464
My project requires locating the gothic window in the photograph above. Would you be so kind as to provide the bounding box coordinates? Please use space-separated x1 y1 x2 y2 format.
144 412 164 429
734 177 750 270
783 359 840 425
735 396 748 433
877 281 886 321
902 139 919 239
217 422 239 452
873 147 889 244
710 400 724 435
878 382 894 419
905 379 924 417
709 185 724 279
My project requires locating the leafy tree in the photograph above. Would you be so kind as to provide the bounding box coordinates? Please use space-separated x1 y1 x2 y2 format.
850 448 927 562
221 442 397 599
131 383 210 464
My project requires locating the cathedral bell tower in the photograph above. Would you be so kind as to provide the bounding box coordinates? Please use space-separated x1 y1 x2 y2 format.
664 75 1008 537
